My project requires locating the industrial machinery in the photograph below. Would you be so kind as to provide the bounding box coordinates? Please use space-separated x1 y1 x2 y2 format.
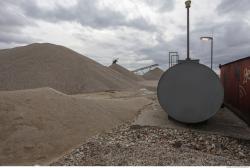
112 58 119 64
132 64 159 74
157 0 224 123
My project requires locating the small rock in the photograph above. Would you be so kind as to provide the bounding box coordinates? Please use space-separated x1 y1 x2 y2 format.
130 125 142 130
172 141 182 148
239 152 245 158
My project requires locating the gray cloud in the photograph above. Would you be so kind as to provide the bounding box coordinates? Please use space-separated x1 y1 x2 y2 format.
217 0 250 15
0 32 34 44
13 0 156 31
144 0 175 12
0 0 157 46
0 0 36 44
134 0 250 71
0 1 32 28
137 18 250 71
0 0 249 71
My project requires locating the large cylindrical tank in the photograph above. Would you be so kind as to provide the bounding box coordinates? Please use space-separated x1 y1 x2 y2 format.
157 61 224 123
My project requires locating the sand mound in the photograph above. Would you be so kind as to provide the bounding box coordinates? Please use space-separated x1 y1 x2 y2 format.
0 88 151 165
0 43 139 94
110 64 144 81
143 68 164 80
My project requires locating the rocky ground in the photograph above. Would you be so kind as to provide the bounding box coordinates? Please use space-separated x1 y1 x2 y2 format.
51 124 250 166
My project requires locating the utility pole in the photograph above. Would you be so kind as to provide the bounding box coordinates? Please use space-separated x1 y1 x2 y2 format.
211 38 213 69
185 0 191 60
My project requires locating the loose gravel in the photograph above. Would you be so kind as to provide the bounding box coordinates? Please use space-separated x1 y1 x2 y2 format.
52 124 250 166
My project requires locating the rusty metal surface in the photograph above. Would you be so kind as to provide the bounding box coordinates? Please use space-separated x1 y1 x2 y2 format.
220 57 250 125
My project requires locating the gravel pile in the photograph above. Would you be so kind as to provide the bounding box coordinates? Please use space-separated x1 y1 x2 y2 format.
143 68 164 80
110 63 144 81
52 124 250 166
0 43 139 94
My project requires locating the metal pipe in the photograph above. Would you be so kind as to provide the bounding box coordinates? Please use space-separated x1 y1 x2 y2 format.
187 7 190 60
169 52 171 68
171 54 173 67
185 0 191 60
211 39 213 70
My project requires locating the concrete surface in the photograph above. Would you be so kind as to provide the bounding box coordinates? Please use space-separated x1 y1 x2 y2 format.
134 95 250 140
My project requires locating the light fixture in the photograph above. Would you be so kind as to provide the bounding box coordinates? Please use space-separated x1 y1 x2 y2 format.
200 37 213 41
185 0 191 8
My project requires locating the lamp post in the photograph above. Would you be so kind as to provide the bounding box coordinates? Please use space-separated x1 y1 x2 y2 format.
200 36 213 70
185 0 191 60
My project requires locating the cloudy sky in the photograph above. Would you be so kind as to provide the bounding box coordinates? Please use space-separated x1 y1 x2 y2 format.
0 0 250 71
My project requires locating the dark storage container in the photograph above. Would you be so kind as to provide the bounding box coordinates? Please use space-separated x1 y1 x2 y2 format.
220 57 250 125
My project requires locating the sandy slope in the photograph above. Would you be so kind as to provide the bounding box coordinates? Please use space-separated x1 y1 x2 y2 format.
0 43 139 94
0 88 151 165
110 63 144 81
143 68 164 80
